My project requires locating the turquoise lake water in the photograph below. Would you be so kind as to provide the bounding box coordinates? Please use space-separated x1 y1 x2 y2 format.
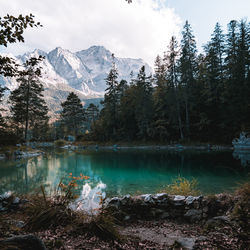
0 149 249 197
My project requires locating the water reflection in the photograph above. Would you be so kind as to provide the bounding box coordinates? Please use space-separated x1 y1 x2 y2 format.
0 149 249 196
233 150 250 167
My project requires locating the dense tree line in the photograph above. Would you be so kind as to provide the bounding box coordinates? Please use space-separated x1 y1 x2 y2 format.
0 16 249 145
90 19 250 144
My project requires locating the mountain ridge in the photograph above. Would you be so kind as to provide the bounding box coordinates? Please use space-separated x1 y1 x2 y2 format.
0 45 152 116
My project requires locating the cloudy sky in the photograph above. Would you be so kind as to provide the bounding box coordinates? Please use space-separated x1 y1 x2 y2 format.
0 0 249 66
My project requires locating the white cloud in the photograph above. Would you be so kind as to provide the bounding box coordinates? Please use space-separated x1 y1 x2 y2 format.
0 0 182 66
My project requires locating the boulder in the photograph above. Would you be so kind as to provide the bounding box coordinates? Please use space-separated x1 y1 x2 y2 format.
185 196 202 206
176 237 196 250
184 209 202 222
173 195 186 206
205 215 231 228
0 234 46 250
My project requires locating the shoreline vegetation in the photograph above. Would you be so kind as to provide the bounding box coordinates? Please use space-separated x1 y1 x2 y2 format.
0 180 249 249
0 141 234 161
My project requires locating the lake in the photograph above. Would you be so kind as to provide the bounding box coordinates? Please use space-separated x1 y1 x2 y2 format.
0 149 249 198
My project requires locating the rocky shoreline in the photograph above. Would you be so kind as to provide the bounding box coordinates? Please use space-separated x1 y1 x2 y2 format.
104 193 234 224
0 189 249 249
0 142 234 161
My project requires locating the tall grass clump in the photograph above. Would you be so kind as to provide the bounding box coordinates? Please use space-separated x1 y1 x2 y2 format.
25 173 89 231
25 173 121 241
162 176 200 196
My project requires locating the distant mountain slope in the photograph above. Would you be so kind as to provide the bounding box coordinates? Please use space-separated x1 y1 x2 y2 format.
0 46 152 116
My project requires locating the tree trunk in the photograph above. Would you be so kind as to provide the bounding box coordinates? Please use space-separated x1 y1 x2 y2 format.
24 82 30 142
175 87 184 140
184 90 190 137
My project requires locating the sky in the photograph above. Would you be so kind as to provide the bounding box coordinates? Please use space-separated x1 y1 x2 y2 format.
0 0 249 67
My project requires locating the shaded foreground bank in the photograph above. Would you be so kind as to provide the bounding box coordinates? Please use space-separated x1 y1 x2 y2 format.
0 182 249 249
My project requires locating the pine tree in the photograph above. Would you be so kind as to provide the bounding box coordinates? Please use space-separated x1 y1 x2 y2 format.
9 58 48 142
102 54 119 138
60 92 86 137
179 21 198 137
134 66 153 140
165 36 184 139
153 54 169 140
202 23 225 139
86 103 99 130
222 20 243 138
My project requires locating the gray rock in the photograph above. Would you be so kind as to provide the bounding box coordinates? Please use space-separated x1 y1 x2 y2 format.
0 191 12 201
153 193 168 199
124 215 131 221
120 195 131 206
174 195 186 201
160 212 170 219
173 195 186 206
185 196 202 205
196 236 207 242
108 197 120 208
142 194 155 204
12 197 20 204
0 234 46 250
212 215 230 222
184 209 202 222
206 215 231 228
185 196 195 205
176 237 196 249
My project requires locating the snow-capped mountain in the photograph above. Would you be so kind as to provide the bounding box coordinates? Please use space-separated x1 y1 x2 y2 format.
0 46 152 116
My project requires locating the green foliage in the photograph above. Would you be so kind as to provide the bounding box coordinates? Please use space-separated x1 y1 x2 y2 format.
162 176 200 196
89 18 250 144
54 139 67 147
60 92 86 137
0 14 42 77
0 13 42 143
8 57 48 142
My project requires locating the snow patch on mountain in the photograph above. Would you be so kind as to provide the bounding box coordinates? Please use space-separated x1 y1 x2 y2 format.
0 45 152 115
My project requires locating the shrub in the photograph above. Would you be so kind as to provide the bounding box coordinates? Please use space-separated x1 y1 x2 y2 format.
232 182 250 234
162 176 200 196
25 173 89 231
54 139 67 147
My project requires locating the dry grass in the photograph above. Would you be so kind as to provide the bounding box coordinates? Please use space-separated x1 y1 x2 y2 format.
231 181 250 234
162 176 200 196
24 174 121 241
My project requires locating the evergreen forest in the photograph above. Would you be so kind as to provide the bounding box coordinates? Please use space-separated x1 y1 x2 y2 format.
0 18 249 145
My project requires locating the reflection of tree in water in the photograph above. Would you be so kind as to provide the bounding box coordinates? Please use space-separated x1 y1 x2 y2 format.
233 150 250 167
1 150 249 196
55 151 95 195
0 156 49 194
